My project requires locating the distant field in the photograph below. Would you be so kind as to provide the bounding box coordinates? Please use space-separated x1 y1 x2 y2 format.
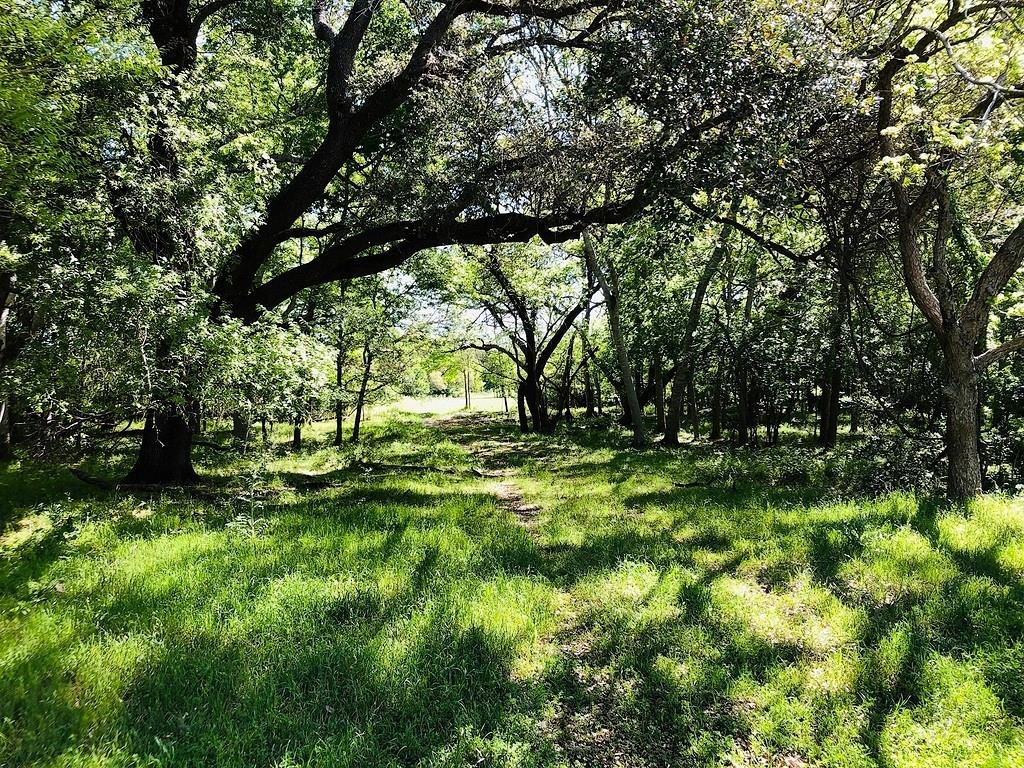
367 393 512 417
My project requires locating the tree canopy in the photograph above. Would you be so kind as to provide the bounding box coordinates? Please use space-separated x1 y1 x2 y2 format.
1 0 1023 499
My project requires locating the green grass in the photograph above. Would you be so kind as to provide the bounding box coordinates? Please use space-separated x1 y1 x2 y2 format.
1 411 1023 767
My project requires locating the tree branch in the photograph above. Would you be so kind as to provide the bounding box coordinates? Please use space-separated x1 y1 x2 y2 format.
976 334 1024 369
237 188 652 317
192 0 242 31
537 299 589 371
682 199 804 262
312 0 338 43
326 0 381 115
906 24 1024 97
962 218 1024 336
464 341 519 362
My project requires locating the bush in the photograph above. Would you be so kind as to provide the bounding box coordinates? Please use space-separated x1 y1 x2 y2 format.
832 434 941 497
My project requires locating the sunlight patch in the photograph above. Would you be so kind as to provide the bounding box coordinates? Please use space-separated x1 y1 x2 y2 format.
839 528 955 606
711 572 865 656
880 654 1024 767
0 513 52 550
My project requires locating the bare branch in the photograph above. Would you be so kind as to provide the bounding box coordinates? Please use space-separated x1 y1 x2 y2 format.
906 24 1024 97
463 341 519 362
682 199 806 262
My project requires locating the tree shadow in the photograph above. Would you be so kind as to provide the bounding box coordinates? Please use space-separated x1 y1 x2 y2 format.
6 411 1024 766
0 460 105 527
0 479 548 766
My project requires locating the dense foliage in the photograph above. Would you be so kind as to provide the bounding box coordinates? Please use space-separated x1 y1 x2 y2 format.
1 1 1023 491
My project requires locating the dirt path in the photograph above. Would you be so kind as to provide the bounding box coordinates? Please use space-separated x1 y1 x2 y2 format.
491 480 541 530
434 412 675 767
432 412 545 533
432 413 818 768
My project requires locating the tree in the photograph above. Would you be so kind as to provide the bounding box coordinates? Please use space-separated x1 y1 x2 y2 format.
582 230 644 445
331 273 420 443
663 202 738 445
457 243 592 432
89 0 837 482
108 0 662 480
873 2 1024 499
0 4 135 459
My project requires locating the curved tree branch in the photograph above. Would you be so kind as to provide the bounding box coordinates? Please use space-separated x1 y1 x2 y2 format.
976 334 1024 369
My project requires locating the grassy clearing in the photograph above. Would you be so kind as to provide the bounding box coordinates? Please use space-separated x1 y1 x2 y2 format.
1 411 1023 767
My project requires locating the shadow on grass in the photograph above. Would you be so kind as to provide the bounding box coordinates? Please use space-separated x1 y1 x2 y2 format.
430 415 1024 764
115 608 523 767
0 473 548 766
0 460 105 526
4 411 1024 767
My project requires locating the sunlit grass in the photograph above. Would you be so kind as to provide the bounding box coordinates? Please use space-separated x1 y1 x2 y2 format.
1 410 1023 766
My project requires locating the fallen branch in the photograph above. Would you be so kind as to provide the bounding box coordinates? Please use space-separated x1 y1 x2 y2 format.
69 468 117 490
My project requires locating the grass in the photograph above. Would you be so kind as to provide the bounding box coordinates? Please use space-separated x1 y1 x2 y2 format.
1 408 1023 767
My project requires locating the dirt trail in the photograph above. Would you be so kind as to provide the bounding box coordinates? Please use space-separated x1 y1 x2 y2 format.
431 412 815 768
491 480 541 529
434 413 672 766
434 412 544 532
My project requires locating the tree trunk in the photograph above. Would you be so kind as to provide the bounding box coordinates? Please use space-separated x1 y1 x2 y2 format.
973 317 990 489
583 231 644 446
334 347 345 446
231 412 251 444
818 368 841 448
583 256 597 418
292 419 302 451
663 208 735 445
818 240 851 448
352 401 365 443
654 360 666 433
736 366 750 446
517 382 529 431
560 336 575 424
735 248 758 446
189 400 202 434
0 273 15 461
522 372 547 433
352 343 372 443
125 409 200 485
584 361 596 417
608 314 644 445
334 402 345 446
687 373 699 439
0 400 10 461
944 339 983 501
664 367 686 445
710 374 723 441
